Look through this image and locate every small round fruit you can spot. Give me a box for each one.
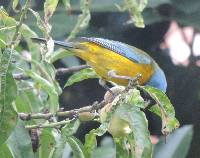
[100,103,131,138]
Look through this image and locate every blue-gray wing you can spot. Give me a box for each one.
[79,37,152,64]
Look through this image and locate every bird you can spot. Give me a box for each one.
[31,37,167,92]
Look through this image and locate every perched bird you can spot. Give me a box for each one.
[32,37,167,92]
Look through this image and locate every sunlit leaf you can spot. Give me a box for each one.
[141,86,180,134]
[119,0,147,28]
[0,48,17,145]
[44,0,59,22]
[64,68,98,87]
[12,0,19,11]
[7,120,34,158]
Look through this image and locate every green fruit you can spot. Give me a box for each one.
[79,112,96,121]
[100,103,131,138]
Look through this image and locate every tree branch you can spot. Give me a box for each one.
[19,100,106,121]
[14,64,90,80]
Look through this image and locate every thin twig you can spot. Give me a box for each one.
[56,64,90,76]
[13,64,90,80]
[19,100,106,121]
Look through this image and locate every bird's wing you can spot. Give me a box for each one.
[78,37,152,65]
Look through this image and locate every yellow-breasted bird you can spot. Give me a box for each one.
[32,37,167,92]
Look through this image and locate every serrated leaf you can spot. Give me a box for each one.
[44,0,59,22]
[39,128,56,158]
[7,119,34,158]
[141,86,179,134]
[64,68,98,87]
[118,104,152,158]
[153,125,193,158]
[0,48,17,145]
[66,136,85,158]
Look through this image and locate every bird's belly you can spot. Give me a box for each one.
[76,43,154,86]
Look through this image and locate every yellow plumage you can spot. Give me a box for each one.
[74,42,154,85]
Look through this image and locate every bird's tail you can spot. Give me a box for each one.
[31,37,75,49]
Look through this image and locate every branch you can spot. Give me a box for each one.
[19,100,106,121]
[55,64,90,76]
[25,119,73,129]
[14,64,90,80]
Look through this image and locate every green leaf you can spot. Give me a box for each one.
[114,138,129,158]
[141,86,180,134]
[39,128,56,158]
[61,119,80,137]
[62,0,71,12]
[64,68,98,87]
[83,129,97,158]
[12,0,19,11]
[0,143,13,158]
[47,48,74,63]
[123,0,147,28]
[153,125,193,158]
[24,70,59,112]
[92,146,115,158]
[44,0,59,22]
[67,0,91,40]
[118,104,152,158]
[7,119,35,158]
[66,136,85,158]
[0,48,17,145]
[126,88,146,109]
[15,86,44,113]
[0,9,16,48]
[29,8,50,36]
